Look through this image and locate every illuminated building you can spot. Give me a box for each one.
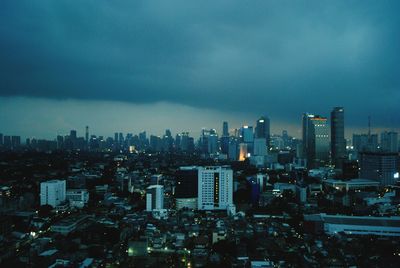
[198,166,233,210]
[302,113,329,168]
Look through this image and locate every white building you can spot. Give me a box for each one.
[40,180,66,208]
[66,189,89,208]
[305,213,400,237]
[198,166,233,210]
[146,185,164,211]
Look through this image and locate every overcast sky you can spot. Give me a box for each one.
[0,1,399,139]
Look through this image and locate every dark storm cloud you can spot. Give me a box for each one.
[0,0,399,127]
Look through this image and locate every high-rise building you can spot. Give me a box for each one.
[228,137,239,160]
[381,131,398,153]
[353,133,379,153]
[70,130,77,140]
[175,167,199,210]
[241,126,254,143]
[331,107,346,168]
[11,136,21,149]
[359,152,399,186]
[208,132,219,154]
[255,116,270,148]
[198,166,233,210]
[222,121,229,137]
[85,126,89,144]
[0,133,3,146]
[146,185,164,211]
[3,136,11,149]
[253,138,267,156]
[302,113,329,168]
[114,132,119,144]
[40,180,66,208]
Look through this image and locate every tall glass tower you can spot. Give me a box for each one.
[331,107,346,168]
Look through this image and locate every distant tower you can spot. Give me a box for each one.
[302,113,329,168]
[255,116,270,148]
[331,107,346,169]
[223,121,229,137]
[85,126,89,143]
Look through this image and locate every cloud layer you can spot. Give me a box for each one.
[0,1,399,132]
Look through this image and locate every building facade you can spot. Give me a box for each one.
[198,166,233,210]
[40,180,66,208]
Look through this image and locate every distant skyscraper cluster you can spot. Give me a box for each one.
[1,106,399,187]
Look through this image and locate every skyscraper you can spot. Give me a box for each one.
[359,152,399,186]
[331,107,346,168]
[241,126,254,143]
[146,185,164,211]
[222,121,229,137]
[175,166,199,210]
[381,131,398,153]
[40,180,66,208]
[302,113,329,168]
[85,126,89,144]
[255,116,270,148]
[198,166,233,210]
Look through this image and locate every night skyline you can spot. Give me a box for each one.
[1,1,399,138]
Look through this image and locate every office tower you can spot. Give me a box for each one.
[85,126,89,144]
[178,132,190,151]
[228,137,239,160]
[359,152,399,186]
[119,132,124,144]
[114,132,119,144]
[150,135,162,151]
[175,134,181,150]
[241,126,254,143]
[331,107,346,168]
[223,121,229,137]
[220,136,230,154]
[175,167,199,210]
[11,136,21,149]
[208,132,219,154]
[255,116,271,148]
[3,136,11,149]
[70,130,77,140]
[200,128,217,154]
[57,135,64,149]
[40,180,66,207]
[302,113,329,168]
[353,134,378,152]
[0,133,3,146]
[381,131,398,153]
[198,166,233,210]
[139,131,148,149]
[146,185,164,211]
[282,130,289,148]
[253,138,267,156]
[163,129,173,151]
